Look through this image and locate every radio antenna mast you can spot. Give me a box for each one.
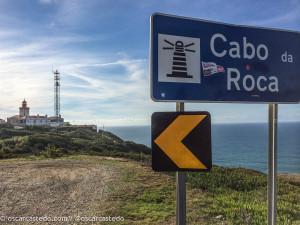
[53,69,60,119]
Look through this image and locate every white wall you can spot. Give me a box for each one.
[26,118,49,126]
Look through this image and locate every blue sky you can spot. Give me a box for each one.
[0,0,299,126]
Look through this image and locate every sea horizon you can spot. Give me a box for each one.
[104,120,300,127]
[105,122,300,174]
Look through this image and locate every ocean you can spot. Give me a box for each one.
[106,122,300,174]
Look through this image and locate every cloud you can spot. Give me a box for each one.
[0,27,152,126]
[0,0,299,126]
[38,0,57,5]
[240,0,300,28]
[0,27,299,126]
[245,9,300,27]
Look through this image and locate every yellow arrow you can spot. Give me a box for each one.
[154,115,207,169]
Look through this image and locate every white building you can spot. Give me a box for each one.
[48,116,64,127]
[7,99,64,127]
[26,115,49,126]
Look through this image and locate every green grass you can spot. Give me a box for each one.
[81,156,299,225]
[186,167,300,224]
[100,162,300,225]
[97,159,176,225]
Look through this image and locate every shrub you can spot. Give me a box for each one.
[40,145,66,158]
[188,166,267,192]
[0,126,151,161]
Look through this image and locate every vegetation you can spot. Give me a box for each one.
[0,125,150,161]
[186,167,300,224]
[0,125,299,224]
[90,156,300,225]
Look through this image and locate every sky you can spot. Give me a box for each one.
[0,0,299,126]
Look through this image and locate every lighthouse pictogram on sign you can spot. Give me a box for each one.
[158,34,201,83]
[163,40,195,78]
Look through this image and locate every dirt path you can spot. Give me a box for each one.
[0,157,122,225]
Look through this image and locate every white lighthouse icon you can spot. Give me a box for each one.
[158,34,201,83]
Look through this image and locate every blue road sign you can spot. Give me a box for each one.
[150,13,300,103]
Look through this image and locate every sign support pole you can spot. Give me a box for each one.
[176,102,186,225]
[268,103,278,225]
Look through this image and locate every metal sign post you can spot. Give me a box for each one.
[176,102,186,225]
[268,104,278,225]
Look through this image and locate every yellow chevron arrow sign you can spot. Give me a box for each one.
[152,112,211,171]
[155,115,208,169]
[154,115,207,169]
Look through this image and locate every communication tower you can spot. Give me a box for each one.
[53,70,60,119]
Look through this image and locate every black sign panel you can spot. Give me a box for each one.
[152,112,212,171]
